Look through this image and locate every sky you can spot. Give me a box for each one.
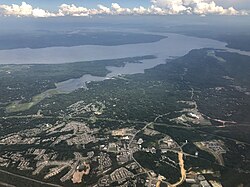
[0,0,250,17]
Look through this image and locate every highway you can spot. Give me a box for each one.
[0,169,62,187]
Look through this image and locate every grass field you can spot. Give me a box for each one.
[6,89,60,113]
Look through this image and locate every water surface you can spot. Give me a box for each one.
[1,32,250,93]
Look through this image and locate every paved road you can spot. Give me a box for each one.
[0,169,62,187]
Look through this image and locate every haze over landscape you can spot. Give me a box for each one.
[0,1,250,187]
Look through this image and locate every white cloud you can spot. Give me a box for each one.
[151,0,188,14]
[32,8,55,17]
[192,1,237,15]
[151,0,244,15]
[111,3,131,15]
[0,2,55,17]
[0,2,32,17]
[58,4,91,17]
[0,1,248,17]
[97,4,111,14]
[111,3,121,10]
[133,6,148,15]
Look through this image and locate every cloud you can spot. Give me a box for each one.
[58,4,91,16]
[151,0,246,15]
[0,1,248,17]
[0,2,56,17]
[111,3,132,15]
[0,2,32,17]
[192,1,237,15]
[151,0,188,14]
[97,4,111,14]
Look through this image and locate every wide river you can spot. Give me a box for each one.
[1,32,250,93]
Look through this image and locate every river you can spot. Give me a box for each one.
[1,32,250,93]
